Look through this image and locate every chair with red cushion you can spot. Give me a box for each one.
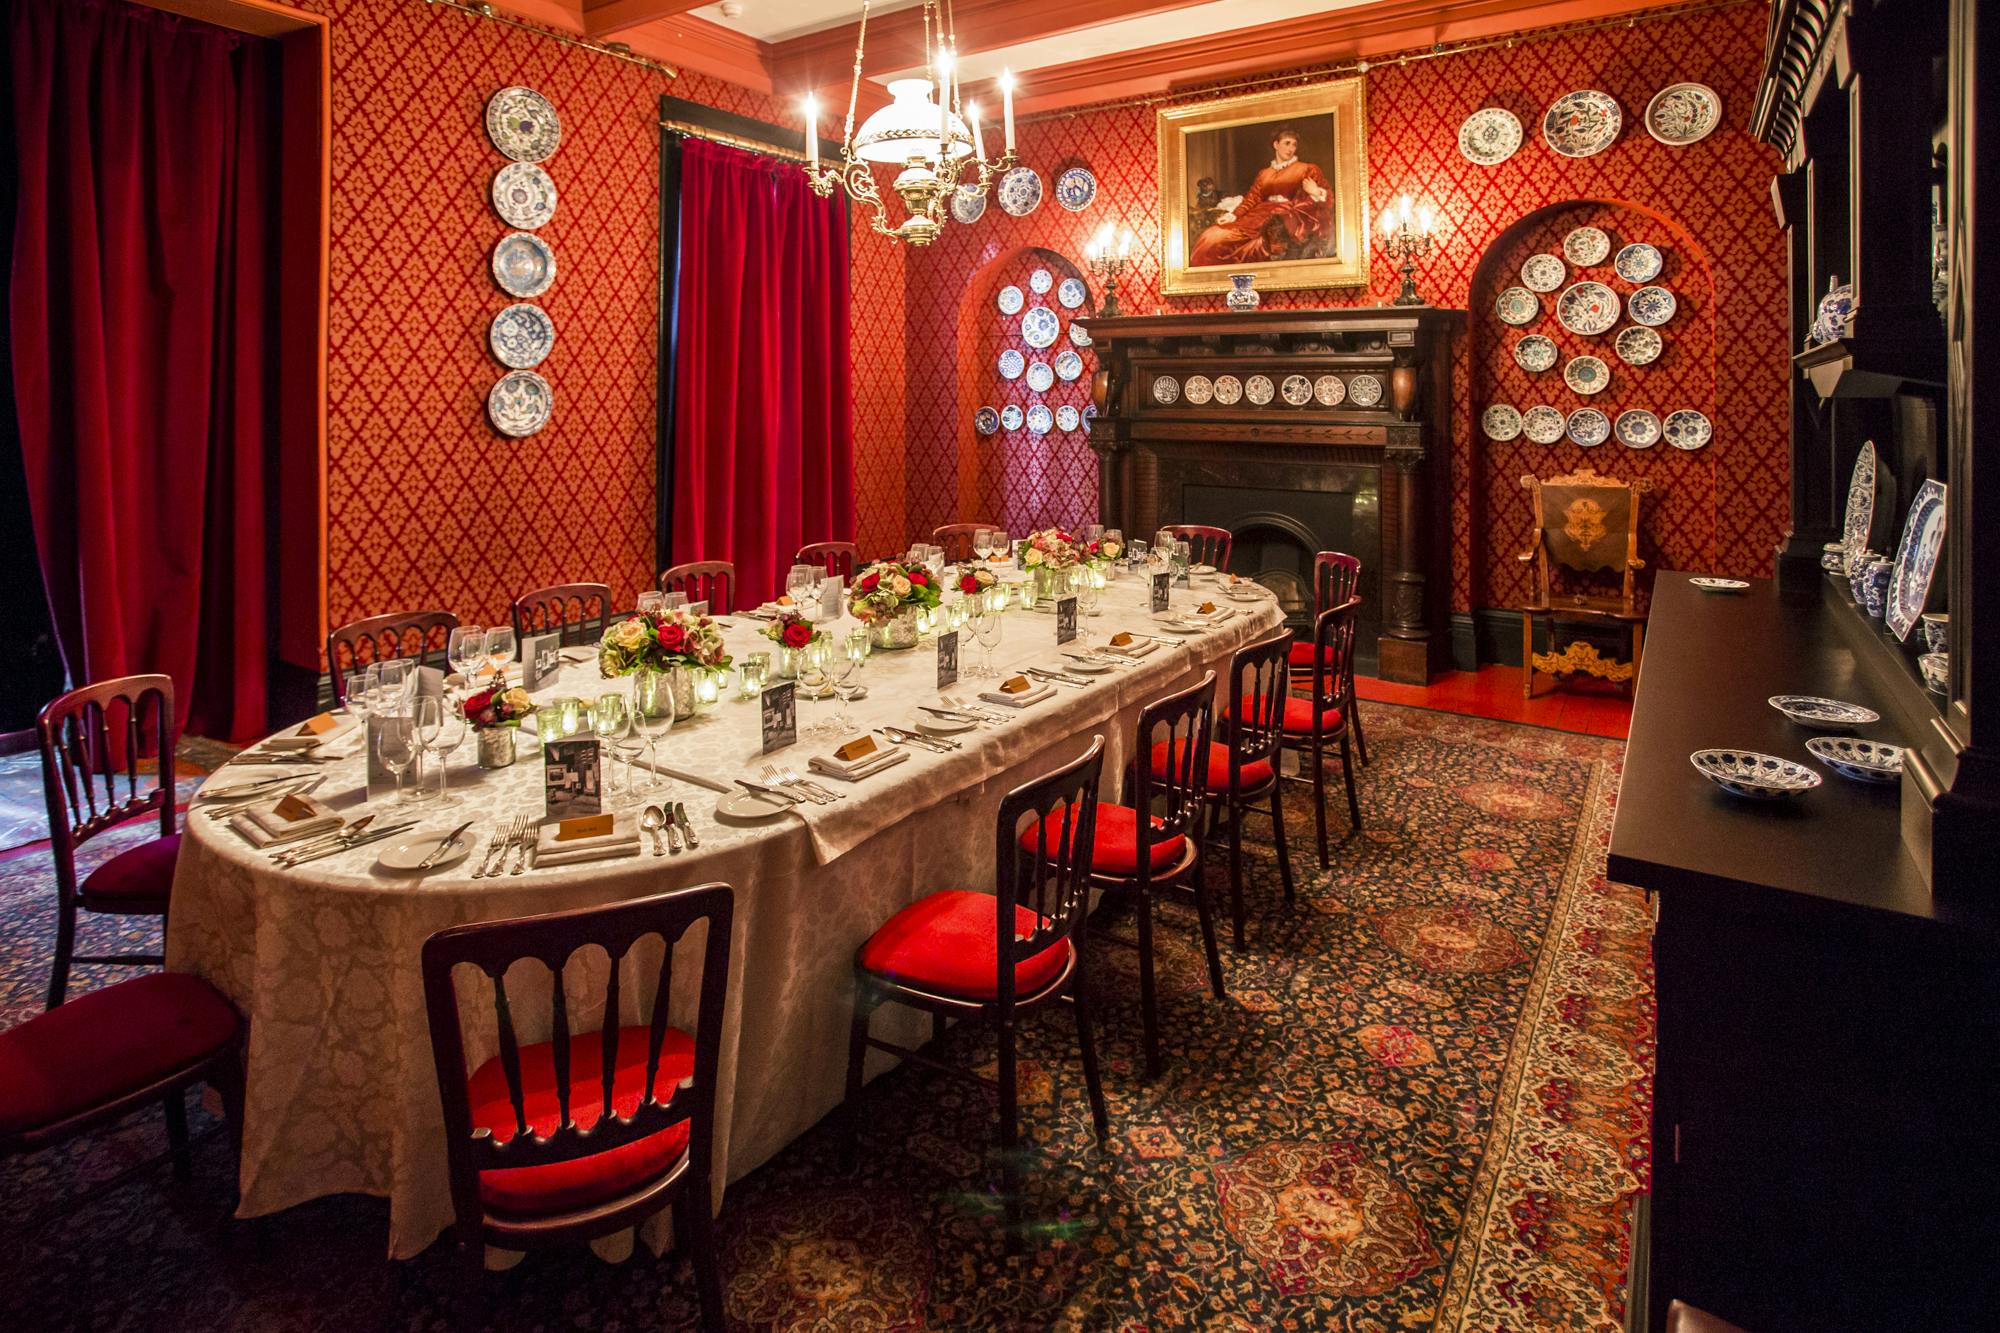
[1285,597,1364,865]
[38,675,183,1008]
[795,541,859,582]
[1022,674,1223,1079]
[847,737,1109,1244]
[660,560,736,616]
[326,610,460,705]
[512,582,614,650]
[0,971,244,1180]
[930,522,999,564]
[1288,551,1368,766]
[1161,524,1233,573]
[1154,633,1296,948]
[421,885,733,1328]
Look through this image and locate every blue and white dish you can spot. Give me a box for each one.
[1068,321,1092,347]
[489,303,554,369]
[1886,477,1946,642]
[1614,242,1663,283]
[1629,285,1678,326]
[951,184,987,225]
[997,167,1043,217]
[1458,107,1524,165]
[1152,375,1181,405]
[1029,267,1054,295]
[1563,355,1611,395]
[1055,166,1097,211]
[997,284,1025,315]
[492,231,556,298]
[491,162,557,229]
[1496,287,1539,325]
[1000,404,1025,431]
[1563,226,1613,267]
[1026,359,1055,392]
[1482,405,1523,441]
[1521,254,1566,292]
[1615,409,1660,448]
[1768,695,1880,729]
[1615,325,1663,366]
[1183,375,1214,405]
[487,370,552,437]
[1662,409,1712,450]
[1522,405,1566,443]
[485,86,562,163]
[1055,278,1088,311]
[998,348,1025,379]
[1690,748,1822,799]
[1026,403,1053,435]
[1805,736,1904,784]
[1812,279,1855,344]
[1566,407,1610,447]
[1347,374,1383,407]
[1689,577,1749,593]
[1557,281,1620,335]
[1081,404,1097,435]
[1515,334,1559,373]
[1842,441,1877,574]
[1921,612,1949,654]
[1919,652,1948,693]
[1055,404,1081,432]
[1054,349,1084,381]
[1020,305,1061,349]
[974,406,1000,436]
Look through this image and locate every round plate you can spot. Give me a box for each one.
[1646,82,1723,146]
[1000,404,1024,430]
[1155,619,1202,635]
[488,370,552,437]
[1020,306,1060,349]
[1026,403,1053,435]
[997,284,1025,315]
[1054,349,1084,381]
[1458,107,1524,165]
[1055,404,1080,431]
[1029,267,1054,295]
[1566,407,1610,447]
[1245,374,1275,406]
[998,348,1024,379]
[1614,242,1663,283]
[1068,321,1092,348]
[377,831,472,872]
[997,167,1043,216]
[1348,374,1384,407]
[485,86,561,163]
[1213,375,1243,405]
[1629,285,1678,326]
[1058,654,1115,672]
[1055,166,1097,211]
[717,789,791,820]
[489,303,554,369]
[1081,404,1097,435]
[918,712,978,735]
[492,162,557,229]
[492,232,556,298]
[1521,254,1567,292]
[1281,374,1312,406]
[1805,735,1904,783]
[1663,409,1712,451]
[1557,281,1621,336]
[950,184,987,225]
[1615,408,1660,448]
[1689,577,1749,593]
[1057,277,1087,309]
[1563,227,1613,267]
[1515,334,1559,373]
[1563,355,1611,396]
[1615,325,1663,366]
[1483,404,1523,441]
[1026,360,1055,392]
[1314,374,1346,406]
[1522,405,1566,443]
[1496,287,1540,325]
[1768,694,1881,729]
[1183,374,1214,405]
[1152,375,1181,405]
[1690,748,1822,799]
[975,406,1000,436]
[1543,90,1622,158]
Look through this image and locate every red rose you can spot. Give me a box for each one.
[781,622,813,648]
[959,573,980,595]
[858,573,880,592]
[658,623,688,653]
[909,570,928,587]
[464,688,494,714]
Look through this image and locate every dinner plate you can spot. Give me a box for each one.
[1213,375,1242,405]
[485,86,561,163]
[491,162,557,229]
[1055,404,1080,431]
[1646,82,1723,146]
[1768,694,1880,729]
[1615,409,1660,448]
[1026,360,1055,392]
[1000,404,1024,431]
[1054,349,1084,381]
[1514,334,1559,373]
[1521,254,1566,292]
[1483,404,1523,441]
[1522,405,1566,443]
[997,284,1025,315]
[1557,281,1620,335]
[1563,226,1613,267]
[1662,409,1712,451]
[1614,242,1663,283]
[1458,107,1524,165]
[1566,407,1610,447]
[997,167,1043,216]
[1245,374,1275,405]
[1563,355,1611,395]
[974,406,1000,436]
[1021,306,1061,348]
[488,370,552,437]
[1348,374,1383,407]
[917,712,978,734]
[998,348,1025,379]
[1615,325,1663,366]
[716,789,791,821]
[1057,277,1088,309]
[1183,374,1214,405]
[1314,374,1346,406]
[1543,90,1622,158]
[377,832,472,872]
[1055,166,1097,211]
[1690,748,1821,800]
[492,231,556,298]
[1029,267,1054,295]
[1026,403,1053,435]
[1281,374,1312,406]
[1628,285,1678,326]
[1496,286,1539,325]
[489,303,553,369]
[1152,375,1181,405]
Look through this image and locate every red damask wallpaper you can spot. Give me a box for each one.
[893,0,1788,613]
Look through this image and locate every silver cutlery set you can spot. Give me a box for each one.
[639,802,699,856]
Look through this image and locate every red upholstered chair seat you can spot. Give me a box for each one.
[857,889,1073,1001]
[466,1025,696,1216]
[1287,641,1336,670]
[0,972,238,1136]
[1148,739,1274,792]
[79,832,180,904]
[1019,802,1188,877]
[1225,695,1344,735]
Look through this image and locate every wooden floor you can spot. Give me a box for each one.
[1357,663,1633,740]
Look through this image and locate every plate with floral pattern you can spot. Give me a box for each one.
[998,348,1025,379]
[1001,404,1025,431]
[1645,82,1722,146]
[951,184,987,224]
[1348,374,1384,407]
[1245,374,1275,406]
[1615,325,1663,365]
[1496,286,1540,325]
[1026,360,1055,392]
[997,167,1042,216]
[975,406,1000,436]
[1213,375,1243,405]
[1663,409,1712,450]
[1068,321,1092,347]
[1056,404,1081,431]
[1886,477,1946,642]
[492,231,556,298]
[1281,374,1312,406]
[1542,90,1622,157]
[492,162,557,229]
[1314,374,1346,406]
[1026,404,1053,435]
[1557,281,1620,336]
[1183,374,1214,405]
[1563,226,1613,267]
[489,303,554,369]
[1483,404,1523,441]
[1021,306,1061,348]
[997,284,1024,315]
[1563,354,1611,395]
[488,370,552,437]
[1152,375,1181,405]
[1615,409,1661,448]
[1842,441,1877,572]
[1055,166,1097,211]
[1057,277,1087,310]
[1629,285,1678,326]
[1458,107,1524,165]
[485,87,561,163]
[1522,405,1566,443]
[1082,404,1097,434]
[1054,349,1084,382]
[1029,268,1054,295]
[1521,254,1566,292]
[1514,334,1559,373]
[1566,407,1611,447]
[1614,242,1663,283]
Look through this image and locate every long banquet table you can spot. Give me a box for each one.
[167,573,1284,1258]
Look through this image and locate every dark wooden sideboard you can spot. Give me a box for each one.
[1080,307,1463,684]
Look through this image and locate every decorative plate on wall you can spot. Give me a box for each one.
[1183,374,1214,405]
[489,303,554,369]
[1629,285,1678,326]
[1152,375,1181,405]
[998,348,1025,379]
[1514,335,1559,373]
[1521,254,1567,292]
[1026,403,1053,435]
[1557,281,1621,335]
[997,167,1043,216]
[1842,440,1878,571]
[1662,408,1713,450]
[1615,409,1661,448]
[1029,267,1054,295]
[1496,287,1540,325]
[1020,306,1061,348]
[1646,82,1723,146]
[492,163,557,229]
[1886,478,1947,641]
[1082,404,1097,434]
[488,370,552,437]
[485,87,561,163]
[1615,324,1663,365]
[1563,226,1613,267]
[492,231,556,298]
[950,184,987,224]
[1314,374,1346,406]
[1245,374,1276,405]
[997,284,1024,315]
[1057,277,1088,309]
[1056,404,1081,431]
[1054,349,1084,381]
[1458,107,1524,165]
[1281,374,1312,406]
[1001,404,1025,430]
[1213,375,1243,405]
[975,406,1000,435]
[1563,355,1611,396]
[1026,360,1055,392]
[1055,167,1097,211]
[1068,321,1092,347]
[1542,90,1622,157]
[1614,242,1664,283]
[1566,407,1611,446]
[1483,404,1523,440]
[1348,374,1384,407]
[1522,405,1566,443]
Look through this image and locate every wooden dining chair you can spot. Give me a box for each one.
[1022,674,1223,1079]
[38,675,181,1008]
[931,522,998,563]
[846,737,1109,1246]
[511,582,613,649]
[794,541,859,582]
[327,610,460,704]
[1162,524,1233,573]
[421,884,734,1329]
[1281,597,1364,865]
[659,561,736,615]
[1291,551,1368,766]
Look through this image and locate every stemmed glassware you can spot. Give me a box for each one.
[992,529,1012,566]
[972,528,994,563]
[630,671,677,790]
[375,698,418,804]
[824,629,867,733]
[482,627,516,686]
[636,590,665,616]
[409,695,445,803]
[376,659,412,711]
[786,565,815,606]
[447,625,484,687]
[1080,568,1103,618]
[429,695,468,805]
[593,693,632,800]
[343,670,372,717]
[973,589,1005,675]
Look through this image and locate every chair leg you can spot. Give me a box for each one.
[997,1017,1021,1251]
[163,1087,192,1183]
[674,1186,727,1333]
[844,989,874,1109]
[1310,736,1329,868]
[1351,696,1370,767]
[1226,803,1246,950]
[1190,870,1227,1000]
[1522,613,1535,698]
[1270,782,1296,907]
[1070,989,1110,1143]
[46,899,76,1010]
[1341,733,1362,831]
[1135,892,1161,1081]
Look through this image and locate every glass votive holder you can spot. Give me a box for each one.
[693,669,721,711]
[537,696,582,743]
[738,653,770,698]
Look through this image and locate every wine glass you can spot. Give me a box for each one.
[993,530,1011,565]
[593,693,631,800]
[826,630,866,733]
[972,528,994,563]
[1080,568,1103,619]
[343,671,372,716]
[975,590,1006,675]
[377,659,412,711]
[447,625,484,687]
[409,695,444,803]
[375,706,419,804]
[630,671,677,790]
[636,590,665,616]
[429,695,469,805]
[1082,523,1104,546]
[483,627,516,684]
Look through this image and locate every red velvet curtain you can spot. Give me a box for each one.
[672,138,854,605]
[10,0,274,739]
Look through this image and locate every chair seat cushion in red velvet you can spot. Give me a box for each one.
[1148,739,1274,792]
[1018,803,1187,877]
[79,832,179,905]
[857,889,1072,1001]
[1226,695,1345,736]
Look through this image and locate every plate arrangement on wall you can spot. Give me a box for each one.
[486,87,562,163]
[1542,90,1622,158]
[488,370,552,437]
[487,88,559,438]
[1521,254,1566,292]
[492,232,555,298]
[1615,325,1663,365]
[490,303,554,369]
[1459,108,1523,165]
[1055,167,1097,211]
[1662,409,1713,450]
[1645,83,1723,146]
[1522,405,1566,443]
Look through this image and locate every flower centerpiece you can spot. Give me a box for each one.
[1084,534,1123,567]
[461,685,535,768]
[1025,528,1085,600]
[852,559,941,649]
[598,607,732,717]
[761,608,823,677]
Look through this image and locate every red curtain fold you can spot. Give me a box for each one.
[9,0,274,740]
[672,138,855,606]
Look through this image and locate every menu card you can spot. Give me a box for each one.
[936,630,959,688]
[521,632,562,691]
[1056,596,1078,645]
[544,736,602,820]
[1151,571,1172,613]
[762,680,798,753]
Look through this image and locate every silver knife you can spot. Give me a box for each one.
[416,820,476,871]
[1026,667,1088,688]
[269,813,377,862]
[673,801,699,850]
[281,823,420,867]
[736,778,801,805]
[665,810,684,854]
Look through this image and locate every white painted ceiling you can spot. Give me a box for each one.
[688,0,927,45]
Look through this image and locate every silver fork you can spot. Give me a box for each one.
[474,816,522,879]
[781,762,846,802]
[510,816,537,874]
[763,762,833,804]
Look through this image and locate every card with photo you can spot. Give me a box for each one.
[1151,571,1172,613]
[937,630,959,688]
[543,736,602,820]
[762,680,798,753]
[521,632,563,691]
[1056,596,1079,645]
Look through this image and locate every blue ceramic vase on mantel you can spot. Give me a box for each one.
[1226,273,1261,312]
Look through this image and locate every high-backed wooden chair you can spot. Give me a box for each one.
[38,675,179,1007]
[421,885,733,1329]
[327,610,460,703]
[1517,468,1652,698]
[512,582,613,649]
[795,541,858,582]
[1280,597,1364,865]
[1162,524,1233,572]
[931,522,998,563]
[1290,551,1368,766]
[659,561,735,615]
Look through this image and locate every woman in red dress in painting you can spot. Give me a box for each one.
[1189,125,1333,266]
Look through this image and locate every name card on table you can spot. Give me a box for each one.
[819,576,844,621]
[936,630,959,688]
[543,736,602,821]
[1056,596,1079,645]
[521,633,563,691]
[761,681,798,753]
[1151,572,1172,613]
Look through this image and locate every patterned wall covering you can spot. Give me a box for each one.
[893,0,1788,612]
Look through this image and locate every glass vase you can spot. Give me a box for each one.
[475,727,515,769]
[869,605,923,650]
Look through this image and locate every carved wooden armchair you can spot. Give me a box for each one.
[1517,468,1652,698]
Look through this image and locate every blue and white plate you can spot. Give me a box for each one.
[1055,166,1097,211]
[1029,267,1054,295]
[1068,321,1092,347]
[997,167,1043,217]
[1026,403,1053,435]
[1020,305,1061,349]
[1496,287,1539,325]
[1522,405,1566,443]
[1000,404,1025,431]
[1691,748,1821,799]
[1615,409,1660,448]
[1842,441,1877,573]
[1458,107,1524,165]
[1054,349,1084,381]
[1886,477,1946,642]
[1557,281,1620,336]
[1805,736,1904,784]
[492,162,557,229]
[998,348,1025,379]
[1768,695,1879,729]
[492,232,556,298]
[1543,91,1622,158]
[1057,277,1088,310]
[1026,360,1055,392]
[1521,254,1566,292]
[1566,407,1610,447]
[1081,404,1097,435]
[997,284,1025,315]
[1614,242,1663,283]
[1615,325,1662,366]
[1690,577,1749,593]
[1629,285,1678,326]
[974,406,1000,436]
[1347,374,1383,408]
[1055,404,1081,431]
[1563,226,1613,267]
[485,87,562,163]
[1514,334,1559,373]
[1662,409,1712,451]
[951,184,987,225]
[487,370,552,437]
[1563,355,1610,396]
[489,303,554,369]
[1482,405,1523,441]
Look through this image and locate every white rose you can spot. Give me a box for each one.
[1025,547,1044,567]
[612,619,648,650]
[890,575,912,597]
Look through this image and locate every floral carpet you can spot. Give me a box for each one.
[0,704,1650,1332]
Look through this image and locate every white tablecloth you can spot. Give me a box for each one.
[166,575,1283,1258]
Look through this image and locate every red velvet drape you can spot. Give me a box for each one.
[9,0,274,739]
[672,139,855,605]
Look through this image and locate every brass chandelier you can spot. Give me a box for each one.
[801,0,1019,246]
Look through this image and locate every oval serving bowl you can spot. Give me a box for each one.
[1767,694,1881,729]
[1804,736,1905,784]
[1691,748,1823,800]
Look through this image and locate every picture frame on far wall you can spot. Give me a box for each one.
[1157,78,1369,296]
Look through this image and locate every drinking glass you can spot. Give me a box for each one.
[972,528,994,562]
[409,695,444,803]
[447,625,484,686]
[1082,523,1104,545]
[636,590,665,616]
[1081,569,1103,618]
[993,530,1012,565]
[430,695,469,805]
[377,660,412,710]
[593,693,631,800]
[375,708,419,804]
[975,590,1006,674]
[828,629,868,732]
[343,671,372,716]
[630,672,677,790]
[483,627,516,683]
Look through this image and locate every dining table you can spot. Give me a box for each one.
[166,569,1286,1259]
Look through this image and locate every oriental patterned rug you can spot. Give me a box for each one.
[0,704,1650,1332]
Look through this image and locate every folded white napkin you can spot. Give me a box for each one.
[262,714,360,752]
[227,796,343,848]
[535,814,644,868]
[808,746,911,782]
[198,773,311,803]
[1103,638,1160,658]
[1182,607,1237,625]
[978,683,1058,708]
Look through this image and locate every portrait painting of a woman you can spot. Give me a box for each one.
[1188,124,1333,266]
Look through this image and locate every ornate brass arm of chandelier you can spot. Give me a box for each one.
[800,0,1018,247]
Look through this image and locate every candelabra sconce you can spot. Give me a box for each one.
[1085,223,1137,318]
[1374,195,1437,307]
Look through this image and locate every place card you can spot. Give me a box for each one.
[1001,674,1032,694]
[272,792,318,822]
[554,813,614,842]
[762,680,798,753]
[936,630,959,688]
[299,712,337,737]
[835,735,878,762]
[1056,595,1079,645]
[521,632,563,691]
[544,736,602,821]
[1151,571,1171,613]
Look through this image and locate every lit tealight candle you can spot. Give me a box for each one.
[694,672,720,708]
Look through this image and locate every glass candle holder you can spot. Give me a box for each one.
[537,696,583,743]
[738,652,770,698]
[693,669,721,711]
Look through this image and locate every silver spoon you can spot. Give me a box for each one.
[640,804,669,857]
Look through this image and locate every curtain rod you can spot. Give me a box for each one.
[1019,0,1750,126]
[421,0,679,79]
[660,119,807,163]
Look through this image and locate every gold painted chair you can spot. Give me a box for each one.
[1516,467,1651,698]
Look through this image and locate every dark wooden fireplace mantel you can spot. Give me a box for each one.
[1081,305,1464,683]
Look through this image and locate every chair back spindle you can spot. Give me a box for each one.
[995,737,1105,1005]
[512,583,614,649]
[659,561,735,615]
[1310,552,1361,620]
[1131,672,1215,846]
[1226,633,1294,780]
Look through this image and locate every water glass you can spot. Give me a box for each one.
[343,671,372,715]
[973,528,994,562]
[375,712,419,804]
[430,696,468,805]
[630,674,677,790]
[447,625,485,685]
[593,694,631,798]
[636,591,665,616]
[482,627,516,682]
[408,695,444,803]
[377,659,413,709]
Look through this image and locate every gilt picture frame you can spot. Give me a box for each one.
[1157,78,1369,295]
